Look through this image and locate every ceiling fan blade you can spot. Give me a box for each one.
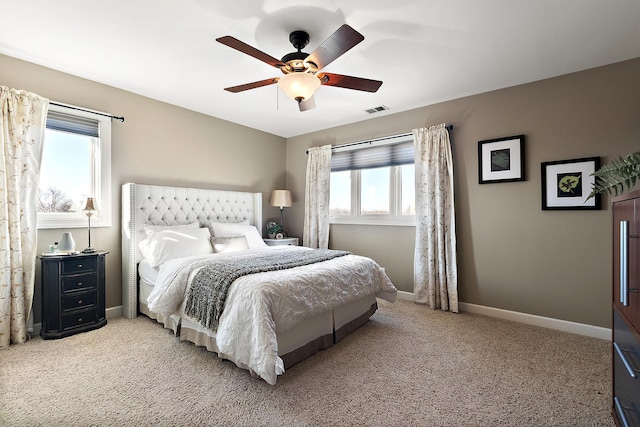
[298,96,316,112]
[216,36,286,69]
[318,73,382,92]
[224,78,278,93]
[305,24,364,71]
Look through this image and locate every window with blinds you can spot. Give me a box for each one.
[38,104,112,229]
[328,134,416,226]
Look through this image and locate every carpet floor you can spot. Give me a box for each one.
[0,299,613,426]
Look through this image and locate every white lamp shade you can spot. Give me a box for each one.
[270,190,292,208]
[277,73,321,101]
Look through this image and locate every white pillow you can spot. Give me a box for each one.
[211,236,249,253]
[144,221,199,237]
[210,222,267,249]
[138,228,213,267]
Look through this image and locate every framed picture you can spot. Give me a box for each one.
[541,157,601,210]
[478,135,525,184]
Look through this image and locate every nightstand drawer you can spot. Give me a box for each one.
[62,290,96,311]
[62,309,98,330]
[62,274,97,293]
[61,257,97,275]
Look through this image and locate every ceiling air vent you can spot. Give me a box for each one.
[365,105,389,114]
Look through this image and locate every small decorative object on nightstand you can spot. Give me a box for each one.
[265,221,283,239]
[40,251,108,339]
[263,237,299,247]
[57,232,75,252]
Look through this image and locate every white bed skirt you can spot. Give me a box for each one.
[139,275,377,369]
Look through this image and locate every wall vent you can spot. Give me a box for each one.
[364,105,389,114]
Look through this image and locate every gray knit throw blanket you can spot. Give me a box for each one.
[185,248,350,333]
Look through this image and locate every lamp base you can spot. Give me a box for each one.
[280,207,284,230]
[82,247,96,253]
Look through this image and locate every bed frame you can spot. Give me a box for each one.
[121,183,377,369]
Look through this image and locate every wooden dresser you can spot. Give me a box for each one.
[612,189,640,425]
[40,251,108,339]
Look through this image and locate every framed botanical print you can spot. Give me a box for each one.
[541,157,601,210]
[478,135,525,184]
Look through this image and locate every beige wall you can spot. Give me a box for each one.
[286,58,640,328]
[3,52,639,329]
[0,54,287,322]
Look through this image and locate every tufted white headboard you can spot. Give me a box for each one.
[121,183,262,318]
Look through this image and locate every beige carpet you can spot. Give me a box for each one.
[1,299,613,426]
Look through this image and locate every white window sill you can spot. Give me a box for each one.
[330,216,416,227]
[37,217,111,230]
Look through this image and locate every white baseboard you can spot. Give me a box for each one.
[393,291,611,341]
[106,305,122,319]
[396,290,415,301]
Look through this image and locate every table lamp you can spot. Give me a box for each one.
[82,197,97,253]
[269,190,292,230]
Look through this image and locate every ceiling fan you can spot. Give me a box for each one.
[216,24,382,112]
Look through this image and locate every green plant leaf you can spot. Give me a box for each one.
[266,221,282,233]
[588,151,640,199]
[558,175,581,193]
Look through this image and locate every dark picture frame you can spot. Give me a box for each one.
[478,135,525,184]
[541,157,601,210]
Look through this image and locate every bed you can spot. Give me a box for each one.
[121,183,397,384]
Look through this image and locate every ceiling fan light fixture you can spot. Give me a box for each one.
[277,72,321,102]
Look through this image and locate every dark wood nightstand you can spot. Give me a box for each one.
[40,251,108,339]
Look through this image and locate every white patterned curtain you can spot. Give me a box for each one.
[413,124,458,312]
[303,144,332,249]
[0,87,49,347]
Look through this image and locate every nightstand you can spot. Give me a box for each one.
[40,251,108,339]
[263,237,299,247]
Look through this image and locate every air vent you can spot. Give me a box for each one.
[365,105,389,114]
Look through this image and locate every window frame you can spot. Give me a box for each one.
[329,134,416,227]
[37,103,112,229]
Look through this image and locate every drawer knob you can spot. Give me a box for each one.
[77,282,83,287]
[78,300,83,304]
[78,318,83,323]
[77,264,83,268]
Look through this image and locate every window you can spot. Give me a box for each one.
[329,134,415,226]
[37,104,111,229]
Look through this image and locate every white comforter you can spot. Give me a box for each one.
[146,246,397,385]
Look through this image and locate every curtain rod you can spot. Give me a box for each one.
[306,124,453,154]
[50,101,125,122]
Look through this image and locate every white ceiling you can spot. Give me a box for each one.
[1,1,639,138]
